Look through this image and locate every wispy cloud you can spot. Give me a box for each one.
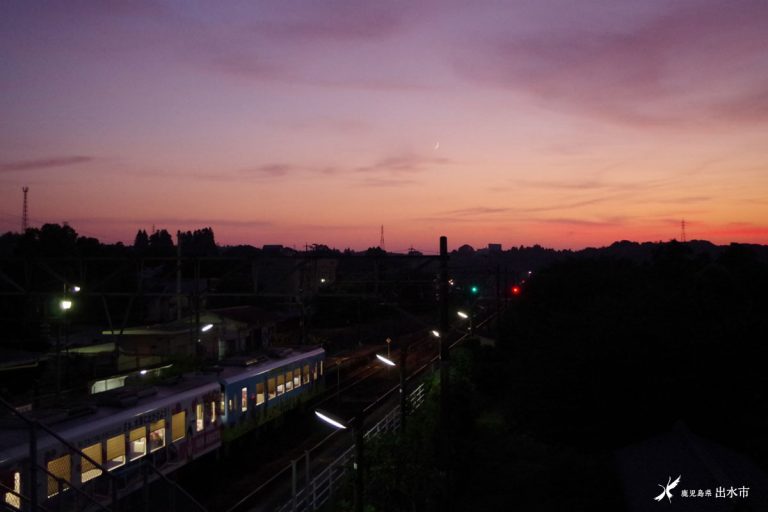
[68,215,273,229]
[190,2,428,91]
[531,217,628,228]
[240,164,297,178]
[355,154,451,175]
[456,1,768,127]
[355,177,419,188]
[441,207,511,216]
[0,156,94,172]
[250,2,409,43]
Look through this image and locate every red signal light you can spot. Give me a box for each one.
[511,286,521,296]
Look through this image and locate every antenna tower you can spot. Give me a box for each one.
[379,225,385,250]
[21,186,29,232]
[680,219,687,243]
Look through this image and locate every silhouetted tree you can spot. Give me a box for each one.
[147,229,174,256]
[366,246,386,257]
[133,229,149,253]
[178,227,217,256]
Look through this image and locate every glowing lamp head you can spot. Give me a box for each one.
[376,354,396,367]
[457,311,469,319]
[201,323,214,332]
[431,330,441,338]
[315,410,347,430]
[60,299,73,311]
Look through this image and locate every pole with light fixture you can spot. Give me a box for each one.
[457,310,472,334]
[375,341,409,432]
[56,295,73,400]
[315,409,365,512]
[198,323,213,359]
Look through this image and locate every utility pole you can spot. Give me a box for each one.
[399,340,408,432]
[439,236,449,422]
[176,231,182,321]
[353,413,365,512]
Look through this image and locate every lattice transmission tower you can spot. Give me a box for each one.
[21,186,29,232]
[379,225,386,250]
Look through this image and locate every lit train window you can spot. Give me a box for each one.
[277,374,285,395]
[294,367,302,388]
[105,434,125,471]
[320,360,324,376]
[228,397,234,412]
[219,397,225,416]
[149,420,166,452]
[129,427,147,461]
[313,363,318,381]
[303,364,310,384]
[286,371,294,392]
[4,471,20,509]
[241,387,248,412]
[256,383,265,405]
[81,443,103,483]
[196,403,204,432]
[268,378,276,399]
[172,411,185,442]
[46,454,70,497]
[211,401,217,424]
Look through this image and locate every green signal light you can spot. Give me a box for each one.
[470,285,479,294]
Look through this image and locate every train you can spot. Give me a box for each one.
[0,346,325,511]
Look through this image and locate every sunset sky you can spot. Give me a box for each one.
[1,1,767,252]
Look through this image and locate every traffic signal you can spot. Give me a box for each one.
[470,285,479,294]
[511,285,521,296]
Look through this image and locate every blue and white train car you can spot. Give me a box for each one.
[1,373,222,511]
[0,346,325,510]
[218,346,325,440]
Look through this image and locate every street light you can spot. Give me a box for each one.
[375,344,409,432]
[431,330,440,338]
[56,297,73,399]
[315,409,365,512]
[314,409,347,430]
[375,354,396,367]
[457,310,472,333]
[201,323,213,332]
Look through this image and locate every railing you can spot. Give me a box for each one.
[275,382,426,512]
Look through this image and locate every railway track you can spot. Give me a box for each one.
[180,314,493,512]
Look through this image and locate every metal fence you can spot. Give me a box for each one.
[276,382,426,512]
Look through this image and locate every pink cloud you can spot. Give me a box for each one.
[457,1,768,127]
[0,156,94,172]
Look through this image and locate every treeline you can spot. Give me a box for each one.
[504,241,768,448]
[351,241,768,511]
[0,224,218,258]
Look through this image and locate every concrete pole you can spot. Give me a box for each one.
[439,236,449,423]
[353,415,365,512]
[399,341,408,432]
